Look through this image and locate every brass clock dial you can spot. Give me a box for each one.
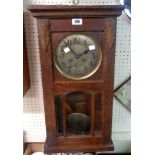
[54,34,102,80]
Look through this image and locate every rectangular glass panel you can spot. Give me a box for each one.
[54,95,63,136]
[66,92,91,136]
[94,94,102,136]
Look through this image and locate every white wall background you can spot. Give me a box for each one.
[23,0,131,153]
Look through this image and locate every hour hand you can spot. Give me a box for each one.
[84,49,90,54]
[77,49,89,57]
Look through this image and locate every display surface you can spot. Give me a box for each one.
[54,34,102,80]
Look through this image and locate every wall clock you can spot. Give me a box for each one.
[54,34,102,80]
[28,5,124,154]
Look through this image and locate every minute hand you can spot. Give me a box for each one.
[63,40,79,58]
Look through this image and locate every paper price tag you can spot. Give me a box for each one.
[88,45,96,50]
[72,18,82,25]
[64,47,70,53]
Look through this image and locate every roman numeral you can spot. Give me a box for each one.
[67,40,72,45]
[74,38,80,44]
[84,40,87,45]
[90,61,93,67]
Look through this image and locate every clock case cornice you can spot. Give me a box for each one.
[27,5,125,18]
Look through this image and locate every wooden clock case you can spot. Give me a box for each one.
[27,5,124,154]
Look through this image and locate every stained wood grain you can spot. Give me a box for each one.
[28,4,124,154]
[23,24,30,96]
[27,5,124,18]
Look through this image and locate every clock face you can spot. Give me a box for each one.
[54,34,102,80]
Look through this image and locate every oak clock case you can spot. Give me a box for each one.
[28,5,124,154]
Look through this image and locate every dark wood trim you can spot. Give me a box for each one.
[62,95,67,137]
[27,5,124,18]
[27,5,125,11]
[25,143,130,154]
[101,18,117,144]
[98,153,131,155]
[49,18,106,32]
[53,82,104,94]
[45,140,113,153]
[91,94,95,136]
[37,19,57,146]
[23,21,30,96]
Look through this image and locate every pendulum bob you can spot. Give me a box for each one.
[66,113,91,135]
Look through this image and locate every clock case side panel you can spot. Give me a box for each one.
[37,19,57,146]
[101,17,117,144]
